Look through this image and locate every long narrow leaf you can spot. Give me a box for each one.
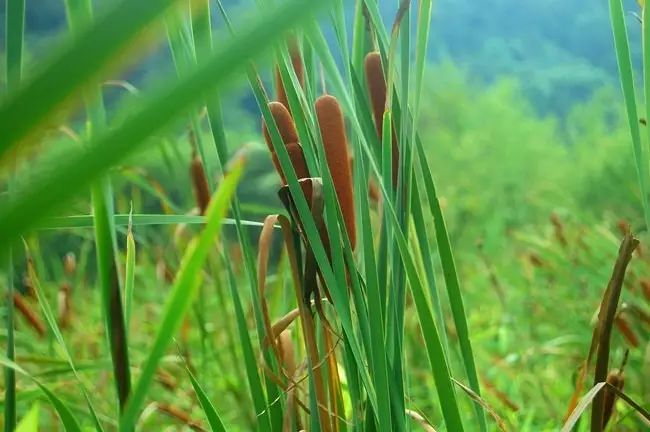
[0,0,184,155]
[119,159,243,429]
[0,0,329,252]
[610,0,650,229]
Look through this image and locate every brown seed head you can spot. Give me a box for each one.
[271,142,310,184]
[364,52,387,139]
[364,52,399,186]
[190,153,211,215]
[617,219,631,235]
[13,293,46,337]
[262,102,299,152]
[603,371,625,428]
[615,316,639,348]
[315,95,356,250]
[275,38,304,113]
[642,279,650,301]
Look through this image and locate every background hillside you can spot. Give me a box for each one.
[0,0,641,115]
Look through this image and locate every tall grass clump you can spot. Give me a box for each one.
[2,0,648,431]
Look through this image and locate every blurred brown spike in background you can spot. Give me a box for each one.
[364,52,386,137]
[614,315,639,348]
[263,101,299,152]
[190,150,211,215]
[58,282,72,330]
[275,37,304,113]
[13,293,46,337]
[63,252,76,276]
[272,142,310,184]
[315,95,356,250]
[364,51,399,187]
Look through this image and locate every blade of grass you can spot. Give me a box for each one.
[3,254,16,432]
[0,0,186,156]
[25,252,104,431]
[182,355,228,432]
[3,0,24,429]
[15,402,39,432]
[562,383,607,432]
[590,233,638,431]
[415,137,484,426]
[198,6,286,427]
[37,215,265,229]
[124,213,136,329]
[308,22,466,429]
[0,358,83,432]
[0,0,329,252]
[119,158,243,430]
[63,0,132,412]
[220,247,273,432]
[610,0,650,230]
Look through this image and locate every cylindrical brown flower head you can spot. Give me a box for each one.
[364,52,386,138]
[13,292,45,337]
[364,51,399,187]
[271,142,310,184]
[603,371,624,428]
[262,102,299,152]
[190,152,211,215]
[315,95,356,250]
[275,38,304,114]
[615,316,639,348]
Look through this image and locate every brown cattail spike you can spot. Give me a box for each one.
[364,51,399,187]
[615,315,639,348]
[315,95,356,250]
[190,151,211,215]
[13,293,46,337]
[271,142,310,184]
[603,371,624,428]
[275,38,304,113]
[262,102,299,152]
[641,279,650,301]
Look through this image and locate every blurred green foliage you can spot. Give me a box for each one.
[1,0,644,114]
[419,63,642,253]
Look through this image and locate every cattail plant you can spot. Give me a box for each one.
[262,101,309,183]
[364,51,399,187]
[614,314,639,348]
[640,279,650,301]
[603,364,626,430]
[314,94,356,250]
[275,37,304,113]
[13,292,46,337]
[189,127,211,216]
